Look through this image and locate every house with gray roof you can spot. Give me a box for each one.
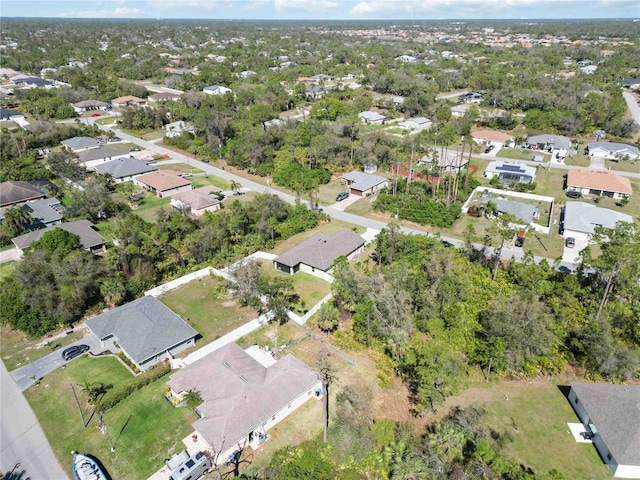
[61,136,101,152]
[87,295,198,372]
[568,383,640,478]
[274,230,364,281]
[526,134,571,153]
[94,157,157,182]
[167,342,321,464]
[78,146,131,170]
[12,219,107,254]
[488,198,539,224]
[0,181,46,207]
[563,202,632,236]
[342,171,389,196]
[203,85,232,95]
[585,142,640,160]
[483,161,536,186]
[358,110,386,124]
[0,198,64,229]
[71,100,109,113]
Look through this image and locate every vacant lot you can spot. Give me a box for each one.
[441,380,610,479]
[24,356,197,480]
[190,174,231,190]
[159,275,258,345]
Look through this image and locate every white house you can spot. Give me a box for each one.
[483,162,536,185]
[398,117,432,132]
[358,111,386,124]
[568,383,640,478]
[566,169,632,200]
[579,65,597,74]
[203,85,232,95]
[562,202,632,252]
[165,121,196,138]
[167,343,321,465]
[585,142,640,161]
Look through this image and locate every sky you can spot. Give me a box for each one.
[1,0,639,20]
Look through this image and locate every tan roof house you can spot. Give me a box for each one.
[111,95,147,107]
[133,170,192,197]
[167,342,321,465]
[472,129,514,146]
[170,186,221,216]
[566,169,632,200]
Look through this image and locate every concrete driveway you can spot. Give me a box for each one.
[0,247,22,264]
[10,335,102,391]
[589,155,607,170]
[329,192,363,212]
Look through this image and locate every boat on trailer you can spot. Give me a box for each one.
[72,452,107,480]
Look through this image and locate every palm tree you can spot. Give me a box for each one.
[230,180,241,195]
[183,389,203,409]
[3,207,32,237]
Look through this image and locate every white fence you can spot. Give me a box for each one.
[144,267,215,297]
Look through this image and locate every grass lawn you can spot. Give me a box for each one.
[345,196,375,216]
[318,178,348,205]
[159,276,258,345]
[441,381,610,479]
[497,147,551,163]
[533,165,566,198]
[267,220,365,256]
[93,220,118,243]
[1,327,85,371]
[0,261,17,282]
[190,175,231,190]
[607,158,640,173]
[257,260,331,312]
[588,179,640,216]
[221,191,259,205]
[131,193,171,223]
[25,356,197,480]
[157,162,202,175]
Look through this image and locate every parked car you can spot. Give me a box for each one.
[199,158,210,163]
[90,113,101,117]
[129,147,140,152]
[565,237,576,248]
[336,191,349,201]
[62,344,90,361]
[566,191,582,199]
[484,145,495,154]
[515,236,525,247]
[108,136,122,142]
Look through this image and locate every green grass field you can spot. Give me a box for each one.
[159,276,258,345]
[0,261,17,282]
[190,174,231,190]
[318,179,348,205]
[24,356,196,480]
[497,147,551,162]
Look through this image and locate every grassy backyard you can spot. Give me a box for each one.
[440,381,610,480]
[24,356,196,480]
[130,192,171,222]
[159,276,258,346]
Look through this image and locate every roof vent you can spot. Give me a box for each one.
[223,362,230,368]
[240,375,248,382]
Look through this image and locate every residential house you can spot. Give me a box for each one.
[526,133,571,158]
[110,95,147,107]
[0,197,63,230]
[585,142,640,161]
[165,121,196,138]
[358,111,386,125]
[450,104,471,117]
[483,162,536,185]
[342,171,389,196]
[579,65,597,74]
[0,181,46,207]
[86,296,198,372]
[395,55,417,63]
[12,219,107,254]
[563,202,632,248]
[134,170,192,198]
[77,146,131,170]
[488,198,539,224]
[273,230,365,281]
[167,342,321,464]
[263,118,286,129]
[61,136,101,152]
[568,383,640,478]
[94,157,157,183]
[472,129,514,147]
[462,92,483,104]
[622,77,640,90]
[417,151,468,173]
[566,169,632,200]
[0,107,25,123]
[71,100,109,114]
[148,92,180,103]
[238,70,257,78]
[398,117,432,132]
[203,85,232,95]
[170,186,221,216]
[12,77,53,88]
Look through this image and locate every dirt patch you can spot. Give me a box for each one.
[221,300,236,307]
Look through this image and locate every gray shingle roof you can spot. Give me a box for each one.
[94,157,157,179]
[77,146,130,163]
[490,198,538,224]
[342,171,388,192]
[0,181,45,207]
[12,219,105,251]
[564,201,632,234]
[21,198,63,226]
[86,296,198,365]
[526,134,571,150]
[61,136,101,150]
[358,111,386,122]
[168,343,319,453]
[570,382,640,467]
[274,230,364,271]
[586,142,640,157]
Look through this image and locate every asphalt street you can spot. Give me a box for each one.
[622,91,640,126]
[0,362,69,480]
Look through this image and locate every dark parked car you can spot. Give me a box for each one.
[336,191,349,201]
[62,344,90,361]
[566,191,582,199]
[484,145,495,154]
[565,237,576,248]
[515,236,525,247]
[200,158,210,163]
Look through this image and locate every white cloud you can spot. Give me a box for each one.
[59,7,143,17]
[351,0,542,15]
[146,0,233,10]
[96,0,126,5]
[274,0,339,12]
[242,0,270,11]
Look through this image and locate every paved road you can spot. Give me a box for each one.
[623,91,640,126]
[1,362,68,480]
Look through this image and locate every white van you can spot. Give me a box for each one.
[169,451,211,480]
